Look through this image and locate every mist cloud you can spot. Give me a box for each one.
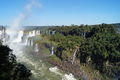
[7,0,41,40]
[10,0,41,30]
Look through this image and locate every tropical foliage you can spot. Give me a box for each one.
[49,24,120,78]
[0,42,31,80]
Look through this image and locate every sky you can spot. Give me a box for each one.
[0,0,120,26]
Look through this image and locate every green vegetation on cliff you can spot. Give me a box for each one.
[48,24,120,79]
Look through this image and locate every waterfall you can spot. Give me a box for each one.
[22,34,29,45]
[27,39,34,46]
[13,30,24,43]
[34,44,39,52]
[51,46,54,55]
[72,48,79,64]
[28,30,36,37]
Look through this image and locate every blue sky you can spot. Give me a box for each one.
[0,0,120,26]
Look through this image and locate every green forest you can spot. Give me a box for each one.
[48,24,120,79]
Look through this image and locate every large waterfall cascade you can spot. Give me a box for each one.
[4,29,77,80]
[13,30,24,43]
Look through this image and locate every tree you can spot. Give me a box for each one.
[78,24,120,75]
[0,42,31,80]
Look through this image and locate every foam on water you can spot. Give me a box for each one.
[49,66,77,80]
[62,73,77,80]
[49,66,62,76]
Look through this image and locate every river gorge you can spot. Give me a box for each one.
[2,28,77,80]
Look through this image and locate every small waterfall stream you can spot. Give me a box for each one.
[34,44,39,52]
[51,46,54,55]
[72,48,79,64]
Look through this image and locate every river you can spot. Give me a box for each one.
[8,42,77,80]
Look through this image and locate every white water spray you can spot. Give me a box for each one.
[6,0,41,41]
[13,30,24,43]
